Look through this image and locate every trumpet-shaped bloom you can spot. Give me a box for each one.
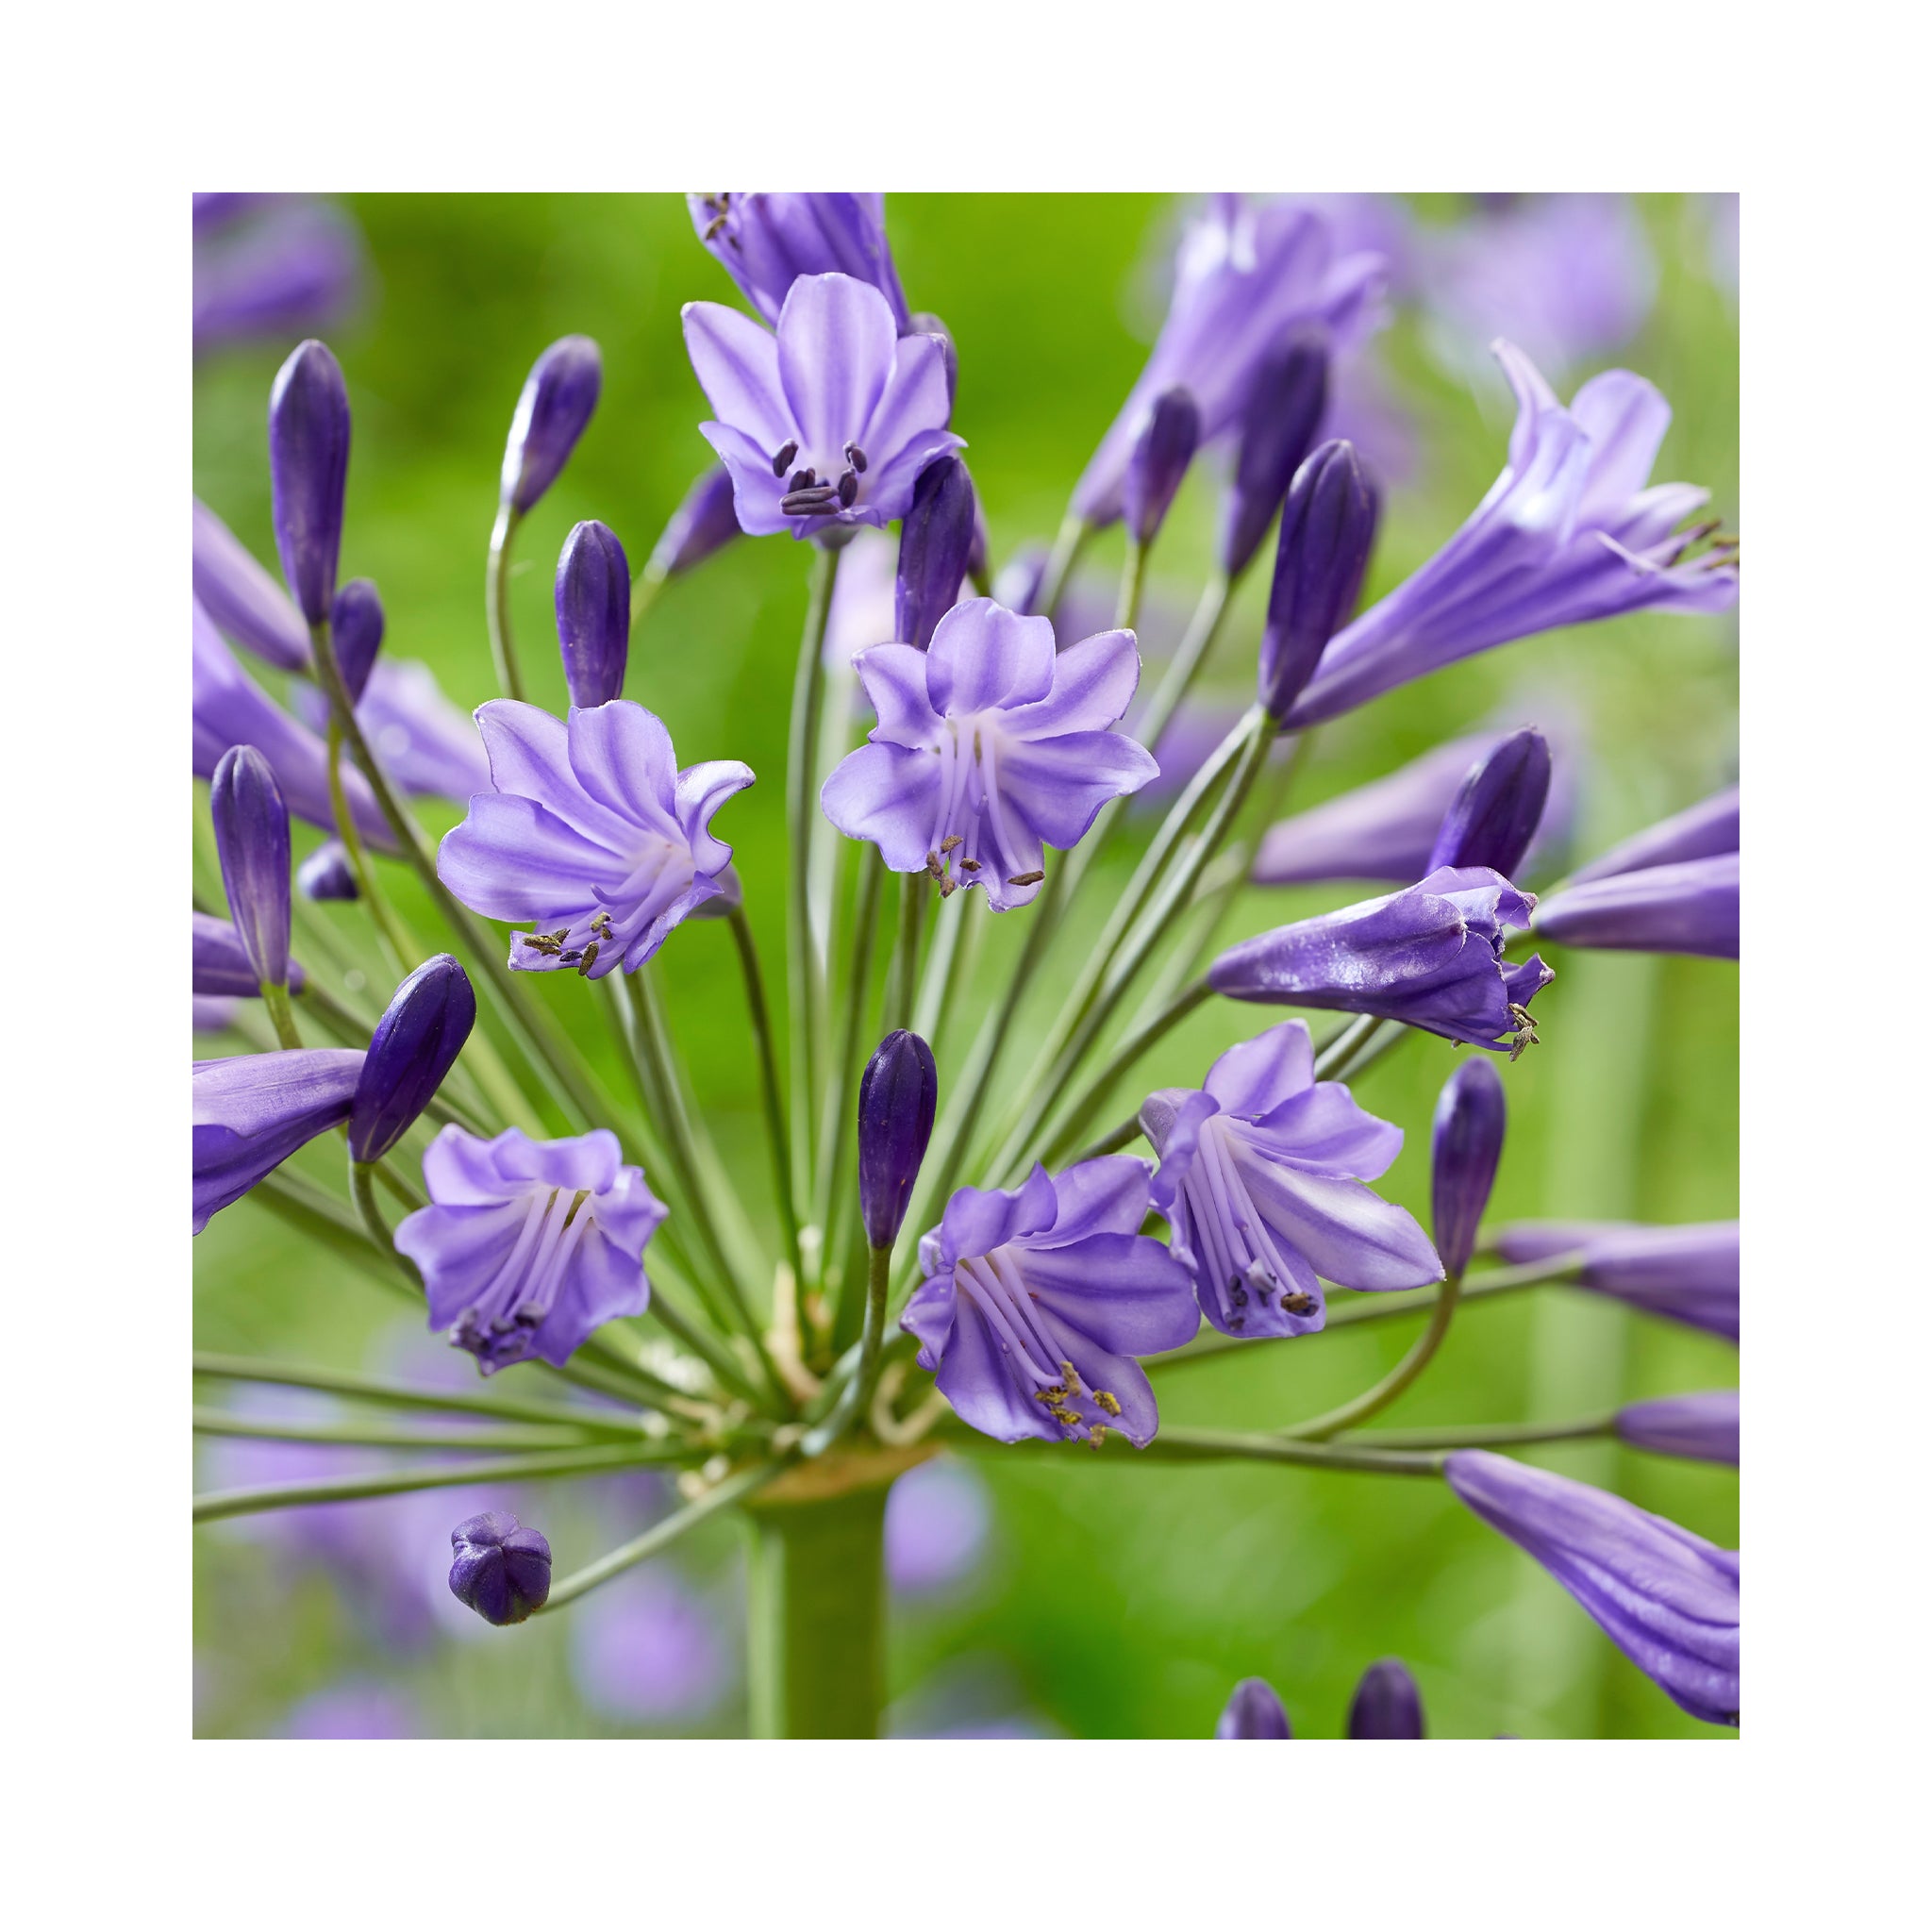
[396,1126,667,1374]
[1445,1450,1740,1726]
[1208,865,1554,1053]
[192,1048,365,1232]
[1286,341,1738,726]
[684,273,959,540]
[438,700,753,978]
[900,1158,1197,1447]
[1491,1220,1739,1341]
[822,599,1159,911]
[1141,1021,1441,1340]
[1074,196,1386,526]
[689,192,911,333]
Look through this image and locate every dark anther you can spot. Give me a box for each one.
[771,440,799,477]
[558,950,583,964]
[843,441,868,474]
[704,216,727,242]
[959,858,981,872]
[780,486,841,517]
[1281,1291,1315,1315]
[940,835,962,852]
[1231,1285,1249,1307]
[1008,870,1046,887]
[788,467,817,493]
[1229,1315,1246,1330]
[837,469,858,508]
[925,851,944,877]
[578,942,599,975]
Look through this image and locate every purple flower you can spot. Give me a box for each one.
[193,911,304,999]
[210,745,292,991]
[500,337,602,515]
[395,1125,666,1374]
[858,1029,939,1251]
[1490,1220,1739,1341]
[555,520,631,708]
[192,1048,364,1232]
[1141,1020,1441,1340]
[1208,865,1554,1054]
[1568,786,1738,886]
[291,657,492,802]
[1535,852,1739,958]
[193,197,363,356]
[1348,1657,1425,1739]
[885,1457,993,1597]
[1431,1057,1507,1278]
[646,466,741,581]
[448,1511,553,1624]
[1074,196,1386,526]
[438,699,753,978]
[348,955,475,1164]
[193,995,239,1034]
[1444,1450,1739,1726]
[297,840,358,902]
[900,1158,1197,1447]
[1122,387,1200,547]
[689,192,911,333]
[283,1682,419,1740]
[568,1566,735,1723]
[1425,727,1552,878]
[1617,1391,1739,1466]
[1286,341,1739,727]
[1258,439,1378,723]
[268,339,351,625]
[1221,334,1328,578]
[330,578,385,708]
[685,274,960,540]
[192,497,312,673]
[821,599,1160,912]
[895,455,977,650]
[1216,1678,1292,1739]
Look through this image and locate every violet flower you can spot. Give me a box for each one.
[1216,1678,1292,1739]
[885,1457,993,1597]
[821,598,1160,911]
[1347,1657,1425,1738]
[895,455,977,650]
[1617,1391,1739,1466]
[395,1126,667,1373]
[500,337,602,516]
[1567,786,1738,886]
[858,1029,938,1251]
[900,1158,1197,1446]
[1535,853,1739,958]
[1208,866,1554,1054]
[1141,1020,1441,1340]
[331,578,385,708]
[556,521,631,708]
[448,1511,552,1624]
[297,841,358,902]
[1431,1057,1507,1278]
[192,1047,365,1232]
[192,498,312,673]
[1074,196,1386,527]
[209,746,292,990]
[192,197,363,357]
[193,912,306,998]
[1221,333,1328,578]
[284,1683,419,1740]
[684,273,960,540]
[348,955,475,1164]
[646,466,741,581]
[1258,440,1378,723]
[1285,341,1739,727]
[689,192,911,333]
[193,996,239,1035]
[1122,387,1200,547]
[268,339,351,625]
[439,699,751,978]
[1426,728,1551,878]
[568,1567,735,1722]
[1444,1450,1740,1726]
[1490,1221,1739,1341]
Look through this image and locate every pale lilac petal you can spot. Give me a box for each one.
[474,702,628,849]
[1018,1235,1201,1356]
[852,644,942,748]
[775,273,896,458]
[437,795,626,920]
[1031,1155,1153,1247]
[529,1230,650,1366]
[1568,369,1671,526]
[996,731,1159,847]
[925,600,1056,715]
[935,1299,1058,1444]
[901,1276,958,1369]
[564,702,684,843]
[674,760,756,875]
[1202,1020,1315,1118]
[940,1170,1058,1270]
[820,741,942,873]
[682,301,791,450]
[1250,1084,1404,1180]
[698,421,791,537]
[1003,629,1142,739]
[1569,787,1739,885]
[1231,1147,1444,1291]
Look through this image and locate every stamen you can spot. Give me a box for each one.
[1008,870,1045,888]
[843,441,868,474]
[771,439,799,477]
[788,467,817,493]
[781,486,841,518]
[837,469,858,508]
[578,941,599,975]
[940,835,962,852]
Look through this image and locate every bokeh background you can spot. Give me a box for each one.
[192,192,1739,1740]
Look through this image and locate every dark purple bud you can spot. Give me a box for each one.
[297,839,358,902]
[1431,1057,1507,1277]
[348,955,475,1162]
[895,457,977,649]
[1122,387,1200,548]
[908,310,958,408]
[209,744,291,989]
[500,335,602,515]
[555,520,630,708]
[1258,441,1377,724]
[1615,1390,1739,1466]
[447,1511,552,1625]
[1427,728,1553,877]
[330,577,385,708]
[1221,335,1329,578]
[1215,1678,1291,1740]
[647,466,741,579]
[267,339,351,625]
[858,1028,938,1250]
[1346,1657,1425,1739]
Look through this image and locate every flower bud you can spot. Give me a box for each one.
[555,520,630,708]
[1215,1677,1291,1739]
[1427,727,1552,877]
[1122,387,1200,548]
[268,339,351,625]
[1346,1657,1425,1738]
[500,336,602,514]
[908,310,958,407]
[1221,334,1328,578]
[348,956,475,1163]
[1430,1057,1507,1276]
[448,1511,552,1625]
[329,577,385,708]
[297,839,358,902]
[192,496,311,672]
[895,456,976,649]
[647,466,741,580]
[857,1028,938,1250]
[1615,1390,1739,1465]
[210,744,292,989]
[1257,440,1376,724]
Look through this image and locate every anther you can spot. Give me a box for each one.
[940,835,962,852]
[788,468,816,493]
[837,469,858,508]
[925,851,945,878]
[843,441,868,474]
[558,949,582,964]
[577,942,599,975]
[1093,1390,1122,1417]
[780,486,841,517]
[1008,870,1045,888]
[1281,1291,1316,1315]
[959,858,981,872]
[771,440,799,478]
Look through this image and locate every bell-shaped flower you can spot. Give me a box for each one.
[1616,1391,1739,1465]
[1209,866,1554,1054]
[689,192,911,332]
[822,599,1160,912]
[1216,1678,1292,1739]
[438,699,753,978]
[1445,1450,1740,1726]
[1286,341,1739,726]
[684,273,959,541]
[1141,1020,1441,1340]
[900,1158,1198,1447]
[192,1047,365,1232]
[1074,196,1386,526]
[1491,1220,1739,1341]
[1347,1657,1425,1738]
[395,1126,667,1374]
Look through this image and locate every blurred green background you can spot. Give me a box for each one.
[193,192,1738,1739]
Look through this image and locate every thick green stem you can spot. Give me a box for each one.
[728,905,804,1289]
[486,505,526,702]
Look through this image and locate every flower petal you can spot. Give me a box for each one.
[1202,1019,1315,1118]
[564,701,685,842]
[438,794,627,922]
[1018,1233,1200,1356]
[698,421,791,537]
[925,600,1056,715]
[852,643,941,748]
[821,741,942,873]
[1002,628,1142,739]
[675,759,756,874]
[1568,368,1671,526]
[775,273,896,458]
[1230,1146,1443,1291]
[995,730,1159,848]
[935,1298,1059,1443]
[682,300,792,450]
[1032,1155,1154,1247]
